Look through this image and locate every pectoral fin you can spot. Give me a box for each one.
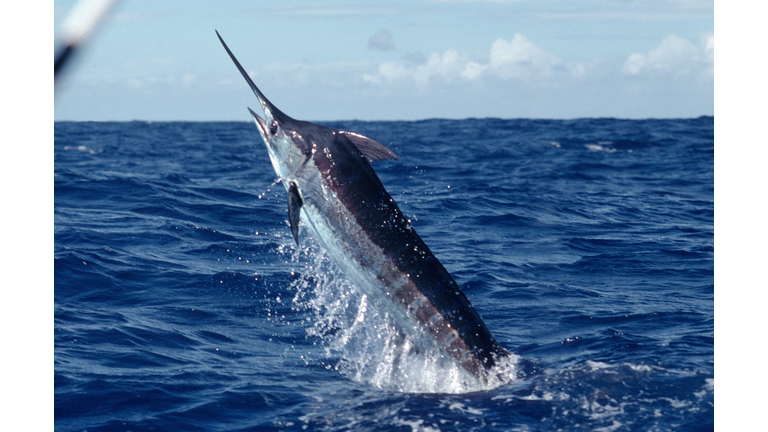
[287,182,303,245]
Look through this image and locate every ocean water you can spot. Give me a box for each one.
[54,117,714,431]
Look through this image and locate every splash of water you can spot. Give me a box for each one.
[285,242,518,394]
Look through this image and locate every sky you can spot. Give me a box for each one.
[53,0,714,121]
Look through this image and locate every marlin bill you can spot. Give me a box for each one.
[216,31,510,382]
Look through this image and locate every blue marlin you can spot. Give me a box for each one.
[216,31,509,381]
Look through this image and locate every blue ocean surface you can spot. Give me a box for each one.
[54,117,714,431]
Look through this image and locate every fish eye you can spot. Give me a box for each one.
[269,120,279,135]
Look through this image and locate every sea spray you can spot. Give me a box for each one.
[285,241,517,393]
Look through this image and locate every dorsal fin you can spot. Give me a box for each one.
[339,131,398,163]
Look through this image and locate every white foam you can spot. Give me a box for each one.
[288,243,518,393]
[585,143,616,152]
[447,402,484,415]
[393,417,441,432]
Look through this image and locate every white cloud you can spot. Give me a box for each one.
[622,33,714,78]
[368,29,395,51]
[363,50,468,85]
[461,61,486,80]
[487,34,561,80]
[703,32,714,79]
[181,73,197,87]
[363,62,409,84]
[363,33,582,86]
[413,50,465,84]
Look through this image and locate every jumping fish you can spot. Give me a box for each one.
[216,31,509,381]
